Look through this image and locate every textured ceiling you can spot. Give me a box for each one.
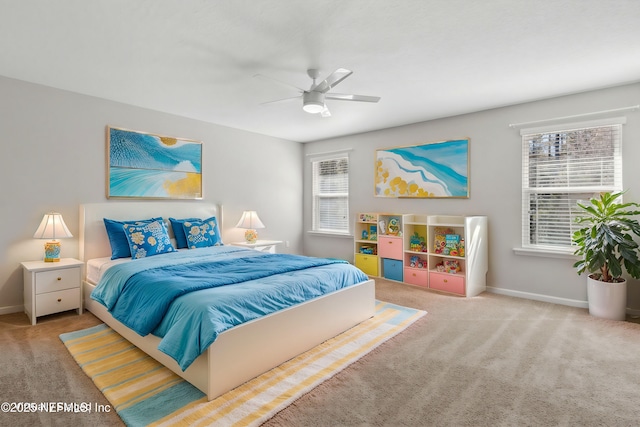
[1,0,639,142]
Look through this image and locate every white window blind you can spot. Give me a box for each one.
[311,154,350,234]
[521,119,623,250]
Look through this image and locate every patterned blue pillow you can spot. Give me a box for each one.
[123,220,176,259]
[182,217,223,249]
[168,217,199,249]
[104,217,163,259]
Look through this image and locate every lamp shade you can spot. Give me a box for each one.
[235,211,265,230]
[33,212,73,239]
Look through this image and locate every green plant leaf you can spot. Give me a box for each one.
[571,191,640,281]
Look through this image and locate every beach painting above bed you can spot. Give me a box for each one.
[375,138,469,198]
[107,126,203,199]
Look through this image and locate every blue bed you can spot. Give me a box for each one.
[91,246,369,370]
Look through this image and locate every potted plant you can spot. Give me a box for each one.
[572,191,640,320]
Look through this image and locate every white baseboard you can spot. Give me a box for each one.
[627,307,640,318]
[486,286,640,317]
[486,286,588,309]
[0,305,24,316]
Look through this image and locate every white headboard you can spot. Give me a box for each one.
[79,201,222,261]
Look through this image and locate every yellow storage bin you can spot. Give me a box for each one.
[355,254,378,276]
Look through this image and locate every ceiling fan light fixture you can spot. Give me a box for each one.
[302,101,325,114]
[302,91,325,114]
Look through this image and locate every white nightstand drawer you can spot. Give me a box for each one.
[35,288,80,317]
[35,267,81,294]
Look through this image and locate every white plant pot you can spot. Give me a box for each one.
[587,276,627,321]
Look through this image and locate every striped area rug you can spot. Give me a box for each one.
[60,301,425,426]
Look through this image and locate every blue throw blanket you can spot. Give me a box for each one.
[91,246,369,369]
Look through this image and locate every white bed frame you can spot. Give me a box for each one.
[79,202,375,401]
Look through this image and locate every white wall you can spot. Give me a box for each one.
[0,76,303,314]
[303,82,640,309]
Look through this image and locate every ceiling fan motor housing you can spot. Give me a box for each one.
[302,91,325,113]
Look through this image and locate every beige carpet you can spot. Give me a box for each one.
[3,279,640,426]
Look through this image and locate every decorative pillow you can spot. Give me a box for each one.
[168,217,199,249]
[123,220,176,259]
[182,216,223,249]
[104,217,163,259]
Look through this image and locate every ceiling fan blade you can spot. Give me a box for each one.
[326,93,381,103]
[253,74,305,93]
[260,96,300,105]
[311,68,353,93]
[320,105,331,118]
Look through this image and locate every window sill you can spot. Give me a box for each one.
[513,246,579,260]
[307,231,354,239]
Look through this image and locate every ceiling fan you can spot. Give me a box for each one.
[255,68,380,117]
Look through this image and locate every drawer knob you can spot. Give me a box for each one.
[443,279,448,283]
[57,298,62,302]
[57,277,62,281]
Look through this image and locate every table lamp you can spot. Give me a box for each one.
[33,212,73,262]
[235,211,265,244]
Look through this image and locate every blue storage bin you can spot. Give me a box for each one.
[382,258,403,282]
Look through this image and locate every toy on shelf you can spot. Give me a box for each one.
[445,234,460,256]
[434,227,464,256]
[433,227,454,254]
[387,217,400,235]
[369,225,377,240]
[359,213,376,222]
[359,245,376,255]
[409,255,426,269]
[409,232,428,252]
[360,225,378,242]
[444,259,461,274]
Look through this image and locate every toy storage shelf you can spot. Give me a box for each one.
[354,213,379,276]
[354,212,488,297]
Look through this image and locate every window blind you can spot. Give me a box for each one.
[311,155,349,234]
[521,122,622,249]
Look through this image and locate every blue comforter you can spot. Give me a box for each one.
[91,246,368,370]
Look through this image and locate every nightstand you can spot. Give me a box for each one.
[229,240,283,254]
[21,258,83,325]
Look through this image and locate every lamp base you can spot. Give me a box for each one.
[44,240,61,262]
[244,229,258,244]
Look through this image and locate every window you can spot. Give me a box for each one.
[311,152,350,234]
[521,118,623,251]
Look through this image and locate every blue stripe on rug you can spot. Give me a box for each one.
[377,301,426,325]
[119,382,205,426]
[60,322,109,340]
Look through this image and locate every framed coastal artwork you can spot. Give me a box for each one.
[375,138,469,198]
[107,126,203,199]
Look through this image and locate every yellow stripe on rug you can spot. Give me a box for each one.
[61,301,425,427]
